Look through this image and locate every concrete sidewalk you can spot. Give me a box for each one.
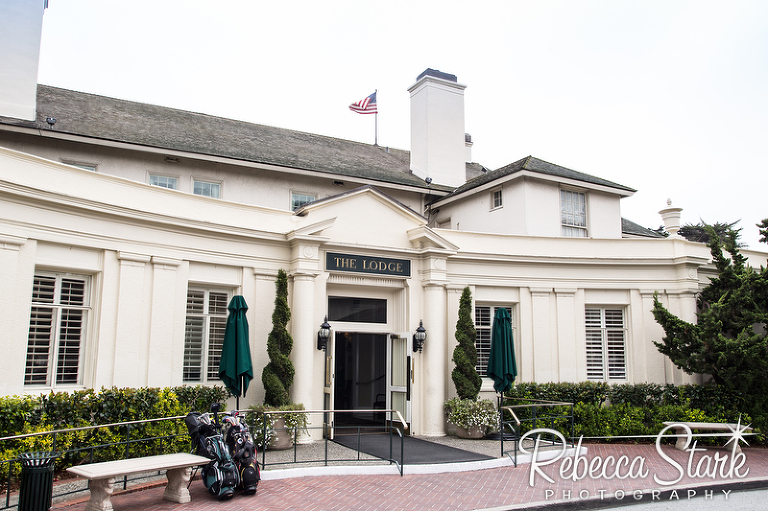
[52,438,768,511]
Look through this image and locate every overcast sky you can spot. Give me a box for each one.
[37,0,768,250]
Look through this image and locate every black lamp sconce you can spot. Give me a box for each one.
[317,316,331,351]
[412,320,427,353]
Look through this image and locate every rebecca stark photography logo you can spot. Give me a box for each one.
[519,419,753,502]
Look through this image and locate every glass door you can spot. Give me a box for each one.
[387,334,411,432]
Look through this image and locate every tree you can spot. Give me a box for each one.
[261,269,295,407]
[759,218,768,245]
[678,220,745,247]
[452,287,482,400]
[651,224,768,399]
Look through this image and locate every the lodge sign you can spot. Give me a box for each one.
[326,252,411,277]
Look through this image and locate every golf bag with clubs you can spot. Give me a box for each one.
[184,408,240,500]
[221,410,260,495]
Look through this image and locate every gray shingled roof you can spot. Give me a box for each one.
[434,155,636,204]
[621,218,666,238]
[0,85,453,191]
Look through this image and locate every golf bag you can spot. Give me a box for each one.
[221,411,260,495]
[184,411,240,500]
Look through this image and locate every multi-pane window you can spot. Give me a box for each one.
[183,289,229,383]
[25,273,90,386]
[291,192,316,211]
[585,307,627,380]
[193,180,221,198]
[492,189,503,209]
[561,189,587,237]
[149,175,178,189]
[475,305,514,375]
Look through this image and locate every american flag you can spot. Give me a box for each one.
[349,92,377,114]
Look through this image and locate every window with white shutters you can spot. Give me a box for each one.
[25,273,90,386]
[585,307,627,380]
[475,305,514,376]
[183,289,229,383]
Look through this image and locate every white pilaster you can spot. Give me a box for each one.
[0,235,33,395]
[555,288,577,382]
[113,252,150,387]
[146,256,183,387]
[530,287,555,382]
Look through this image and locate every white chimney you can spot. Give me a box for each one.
[408,69,467,188]
[0,0,46,120]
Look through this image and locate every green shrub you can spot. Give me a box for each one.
[0,384,227,484]
[504,381,764,445]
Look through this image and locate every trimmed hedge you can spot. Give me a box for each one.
[503,381,762,444]
[0,385,227,485]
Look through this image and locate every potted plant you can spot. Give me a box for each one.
[444,397,498,438]
[251,403,308,449]
[259,269,308,449]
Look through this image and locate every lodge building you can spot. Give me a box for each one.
[2,1,765,438]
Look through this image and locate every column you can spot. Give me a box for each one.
[421,282,447,436]
[289,271,317,413]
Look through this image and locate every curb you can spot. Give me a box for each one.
[477,476,768,511]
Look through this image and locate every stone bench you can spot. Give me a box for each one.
[662,421,753,453]
[67,453,210,511]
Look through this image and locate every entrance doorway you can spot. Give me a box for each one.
[333,332,387,429]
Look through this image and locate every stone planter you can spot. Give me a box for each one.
[269,415,294,450]
[455,425,486,439]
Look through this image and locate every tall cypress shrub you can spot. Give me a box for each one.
[452,287,482,400]
[261,269,295,407]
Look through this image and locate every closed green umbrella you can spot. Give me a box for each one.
[486,307,517,393]
[219,295,253,410]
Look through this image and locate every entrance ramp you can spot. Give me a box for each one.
[333,433,495,464]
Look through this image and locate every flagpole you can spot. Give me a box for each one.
[374,89,378,146]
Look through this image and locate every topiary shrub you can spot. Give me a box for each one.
[261,269,295,407]
[451,287,481,400]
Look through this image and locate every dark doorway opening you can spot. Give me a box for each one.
[333,332,387,431]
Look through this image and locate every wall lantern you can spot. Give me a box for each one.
[317,316,331,351]
[412,320,427,353]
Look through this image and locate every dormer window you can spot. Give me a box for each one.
[193,180,221,199]
[150,174,178,190]
[491,188,502,210]
[561,189,587,237]
[291,192,316,211]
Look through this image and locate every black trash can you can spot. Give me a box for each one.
[18,451,59,511]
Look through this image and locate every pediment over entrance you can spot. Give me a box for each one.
[292,186,454,251]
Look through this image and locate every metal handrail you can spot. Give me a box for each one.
[0,415,188,443]
[1,407,412,508]
[253,408,407,475]
[497,397,575,467]
[1,416,191,509]
[256,408,408,431]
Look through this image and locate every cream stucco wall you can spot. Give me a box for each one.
[434,176,624,238]
[5,145,765,437]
